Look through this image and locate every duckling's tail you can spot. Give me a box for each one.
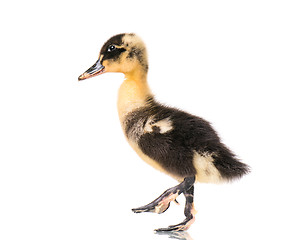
[212,144,251,182]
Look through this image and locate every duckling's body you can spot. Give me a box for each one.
[79,33,250,231]
[122,95,247,183]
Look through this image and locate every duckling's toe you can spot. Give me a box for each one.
[132,194,175,214]
[132,201,171,214]
[154,216,195,232]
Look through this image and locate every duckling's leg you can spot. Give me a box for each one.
[155,185,196,232]
[132,176,195,221]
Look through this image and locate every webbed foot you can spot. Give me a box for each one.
[155,215,195,232]
[132,187,179,214]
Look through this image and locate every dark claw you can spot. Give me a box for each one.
[132,205,154,213]
[132,208,148,213]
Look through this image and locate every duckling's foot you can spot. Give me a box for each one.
[132,176,195,215]
[154,216,195,232]
[131,186,179,214]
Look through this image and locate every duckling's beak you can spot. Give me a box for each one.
[78,58,105,81]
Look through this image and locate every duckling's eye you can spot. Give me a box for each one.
[107,45,116,52]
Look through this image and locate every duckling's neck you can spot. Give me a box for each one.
[117,69,152,123]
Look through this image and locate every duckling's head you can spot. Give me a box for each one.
[78,33,148,81]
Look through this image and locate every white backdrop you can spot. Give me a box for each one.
[1,1,300,239]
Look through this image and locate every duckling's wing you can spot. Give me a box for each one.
[135,105,219,179]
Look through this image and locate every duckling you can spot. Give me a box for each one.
[78,33,250,232]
